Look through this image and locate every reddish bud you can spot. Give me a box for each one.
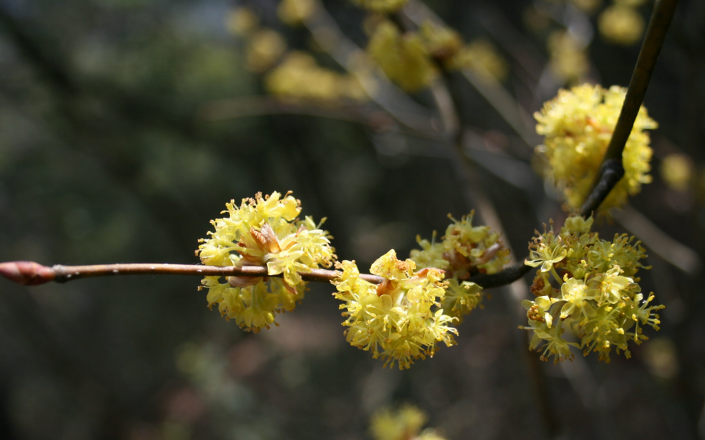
[0,261,55,286]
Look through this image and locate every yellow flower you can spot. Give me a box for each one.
[443,278,483,322]
[332,251,457,369]
[197,192,335,332]
[534,84,657,211]
[410,213,509,321]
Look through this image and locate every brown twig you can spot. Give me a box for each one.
[0,261,384,286]
[580,0,679,216]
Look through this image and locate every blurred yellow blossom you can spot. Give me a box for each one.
[197,192,336,332]
[370,405,447,440]
[264,51,367,102]
[660,153,693,191]
[534,83,657,211]
[547,31,589,84]
[599,5,645,46]
[449,38,508,82]
[226,7,260,36]
[246,29,287,72]
[367,21,437,92]
[278,0,317,26]
[332,250,457,369]
[419,21,463,62]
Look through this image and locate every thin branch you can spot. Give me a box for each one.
[0,261,383,286]
[580,0,679,215]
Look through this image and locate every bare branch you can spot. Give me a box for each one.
[0,261,384,286]
[580,0,679,216]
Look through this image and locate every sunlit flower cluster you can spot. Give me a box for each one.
[370,405,447,440]
[332,250,457,369]
[522,215,664,363]
[197,192,335,332]
[535,83,657,211]
[265,51,368,102]
[410,213,510,322]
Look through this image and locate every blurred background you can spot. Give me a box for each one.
[0,0,704,439]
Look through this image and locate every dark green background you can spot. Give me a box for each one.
[0,0,704,439]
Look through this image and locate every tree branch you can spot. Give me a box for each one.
[0,261,383,286]
[580,0,679,216]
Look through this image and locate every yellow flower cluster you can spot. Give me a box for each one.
[523,215,664,363]
[535,84,657,211]
[264,51,368,102]
[410,213,510,322]
[370,405,446,440]
[197,192,335,332]
[366,19,509,91]
[332,250,457,369]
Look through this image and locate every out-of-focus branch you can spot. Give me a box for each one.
[403,0,540,148]
[0,7,77,94]
[613,205,701,275]
[301,0,440,136]
[199,96,397,132]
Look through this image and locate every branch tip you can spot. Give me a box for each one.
[0,261,55,286]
